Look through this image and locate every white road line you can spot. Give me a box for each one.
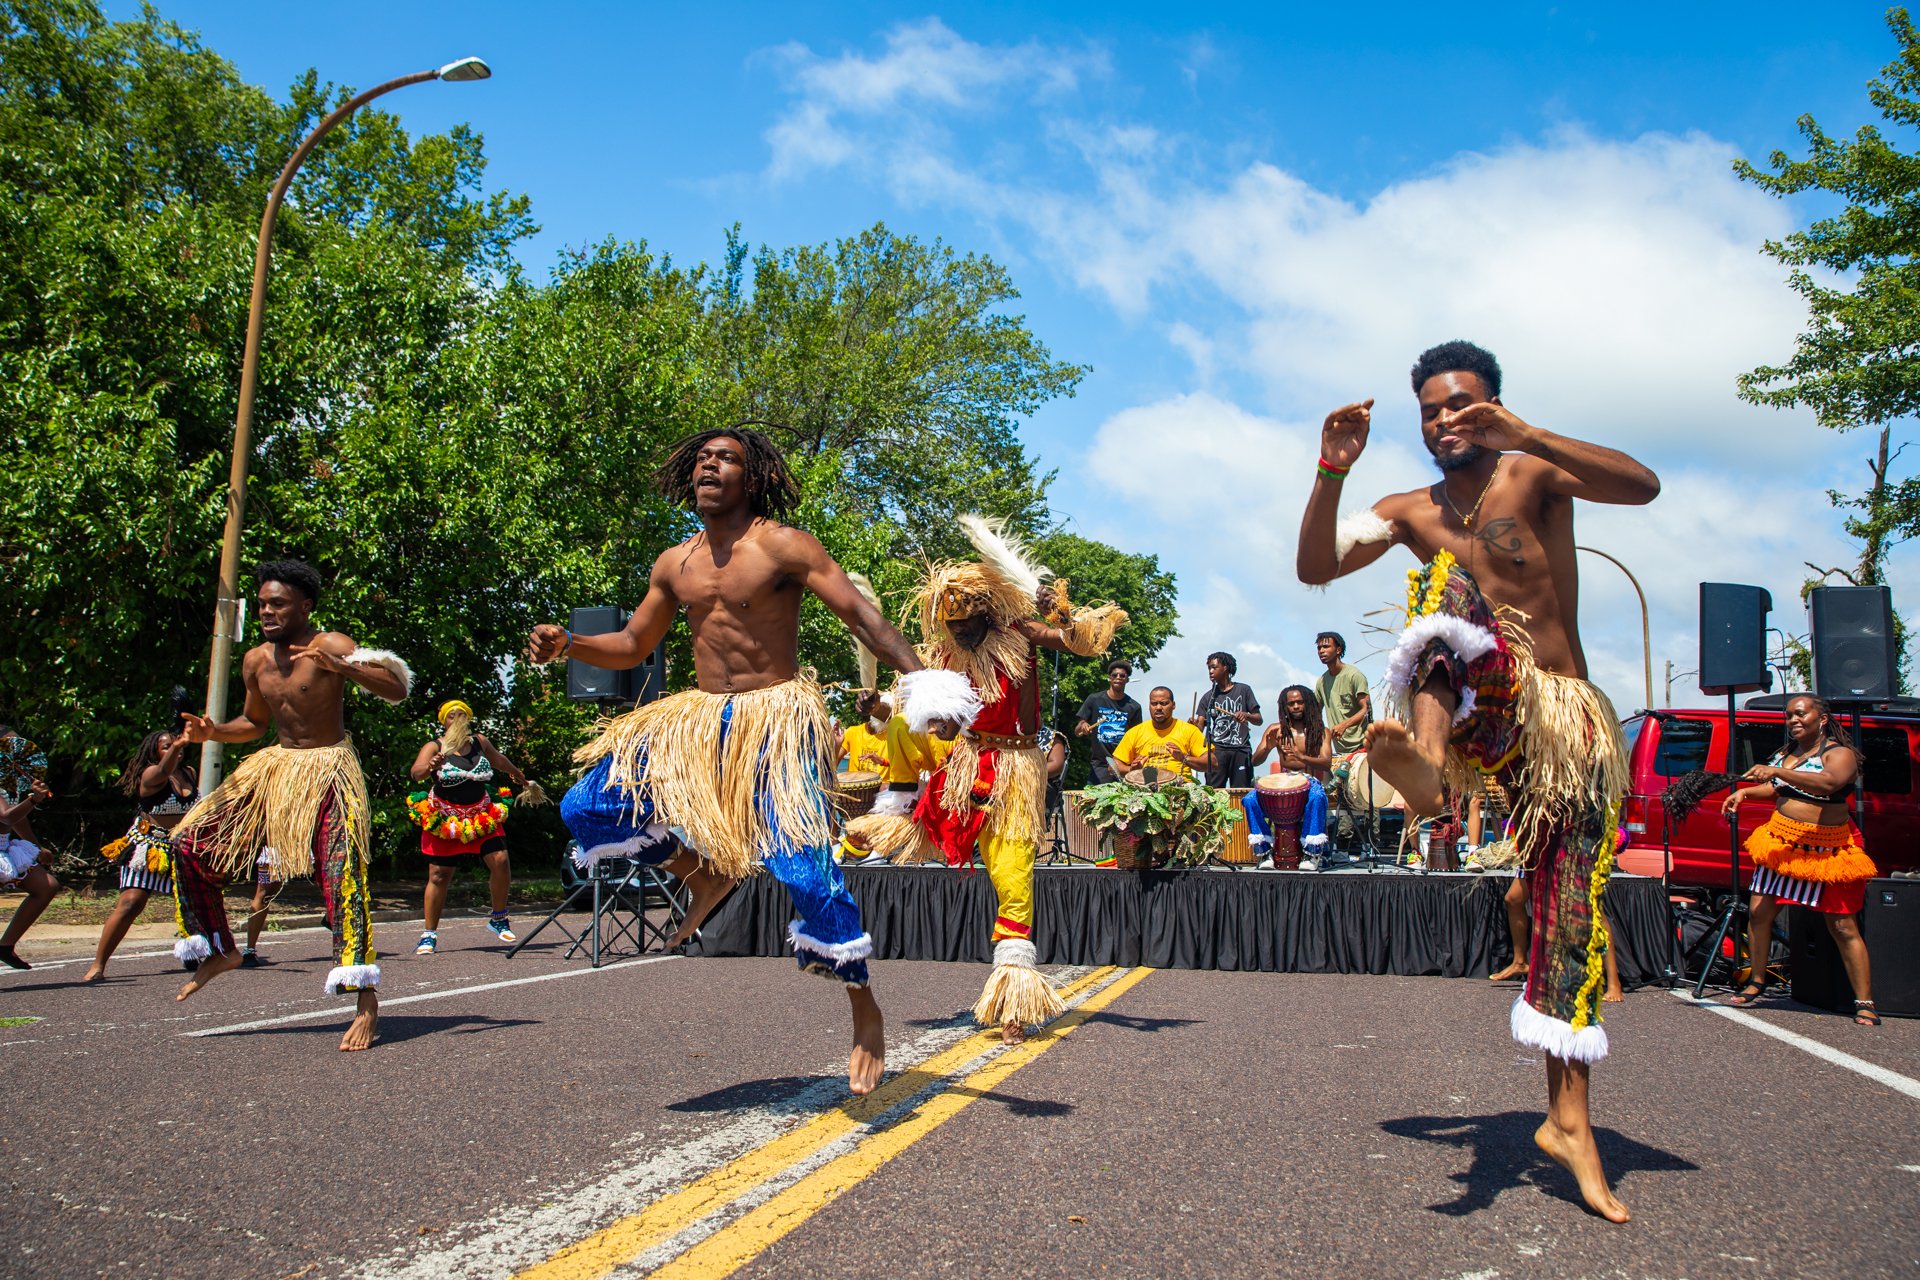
[1671,990,1920,1101]
[352,965,1100,1280]
[185,954,683,1037]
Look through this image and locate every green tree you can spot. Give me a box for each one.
[1735,6,1919,690]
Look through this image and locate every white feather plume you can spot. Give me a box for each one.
[958,514,1050,597]
[847,572,882,691]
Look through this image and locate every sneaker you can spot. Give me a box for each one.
[415,931,438,955]
[1257,857,1275,870]
[1298,856,1320,872]
[486,917,517,944]
[239,949,260,968]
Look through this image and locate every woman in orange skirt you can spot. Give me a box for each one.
[1720,694,1877,1024]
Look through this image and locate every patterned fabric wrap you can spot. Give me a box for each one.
[561,686,872,986]
[1386,550,1522,772]
[1745,812,1876,884]
[173,784,378,994]
[111,815,176,893]
[1513,796,1619,1063]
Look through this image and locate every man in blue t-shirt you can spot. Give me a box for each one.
[1075,659,1143,784]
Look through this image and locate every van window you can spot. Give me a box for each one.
[1856,726,1914,795]
[1653,718,1714,776]
[1733,722,1783,775]
[1622,715,1645,758]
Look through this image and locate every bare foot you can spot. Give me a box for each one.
[339,990,379,1051]
[1489,960,1528,982]
[81,964,107,983]
[175,947,243,1001]
[1603,987,1625,1004]
[1535,1118,1630,1223]
[1001,1019,1027,1045]
[1365,719,1446,817]
[662,856,738,950]
[847,985,885,1095]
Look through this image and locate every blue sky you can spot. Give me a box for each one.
[114,2,1917,716]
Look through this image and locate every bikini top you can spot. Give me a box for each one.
[139,778,195,816]
[1768,743,1836,804]
[436,750,494,786]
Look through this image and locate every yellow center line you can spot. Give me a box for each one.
[649,965,1156,1280]
[512,966,1119,1280]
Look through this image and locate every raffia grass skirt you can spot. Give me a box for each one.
[938,739,1046,849]
[574,676,836,881]
[171,739,368,879]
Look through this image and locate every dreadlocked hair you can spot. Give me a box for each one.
[117,731,171,797]
[1279,685,1325,759]
[653,422,802,520]
[1661,769,1739,824]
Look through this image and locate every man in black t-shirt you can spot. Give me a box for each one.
[1193,651,1261,788]
[1074,659,1143,784]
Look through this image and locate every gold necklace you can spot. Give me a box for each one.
[1442,456,1502,530]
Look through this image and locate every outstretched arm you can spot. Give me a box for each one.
[476,735,530,792]
[528,554,679,670]
[803,543,923,674]
[1438,402,1660,505]
[293,632,411,703]
[1298,400,1399,584]
[180,652,272,744]
[1740,746,1859,797]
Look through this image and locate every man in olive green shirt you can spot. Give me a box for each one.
[1314,632,1371,754]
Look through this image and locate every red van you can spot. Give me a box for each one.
[1615,694,1920,889]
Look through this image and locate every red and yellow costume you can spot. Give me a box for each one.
[902,516,1128,1030]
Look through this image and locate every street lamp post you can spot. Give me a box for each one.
[1575,544,1654,710]
[198,58,491,795]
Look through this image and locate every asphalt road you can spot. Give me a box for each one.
[2,915,1916,1280]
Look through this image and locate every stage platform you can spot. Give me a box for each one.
[691,864,1676,984]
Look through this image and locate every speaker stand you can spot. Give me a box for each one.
[1692,689,1747,999]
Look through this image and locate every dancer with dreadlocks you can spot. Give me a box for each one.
[1721,693,1877,1023]
[172,559,412,1052]
[890,515,1128,1044]
[533,424,965,1095]
[86,702,197,982]
[1297,340,1659,1223]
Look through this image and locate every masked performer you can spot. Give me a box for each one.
[86,719,197,982]
[535,424,964,1096]
[1721,693,1877,1023]
[408,699,545,955]
[1298,341,1658,1224]
[172,559,411,1053]
[905,515,1128,1044]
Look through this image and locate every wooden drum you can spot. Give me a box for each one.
[1254,772,1311,868]
[833,771,883,822]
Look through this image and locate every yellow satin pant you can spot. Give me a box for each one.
[980,828,1036,942]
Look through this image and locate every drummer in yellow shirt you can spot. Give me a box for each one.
[838,691,892,776]
[1109,687,1211,779]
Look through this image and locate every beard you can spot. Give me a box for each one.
[1431,442,1488,473]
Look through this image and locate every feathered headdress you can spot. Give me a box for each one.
[847,572,882,693]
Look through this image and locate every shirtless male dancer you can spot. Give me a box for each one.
[531,426,959,1095]
[1297,340,1658,1223]
[175,560,411,1051]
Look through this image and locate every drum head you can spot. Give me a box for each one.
[1257,771,1310,793]
[840,771,882,789]
[1346,753,1402,810]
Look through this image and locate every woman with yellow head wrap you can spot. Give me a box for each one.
[406,699,545,954]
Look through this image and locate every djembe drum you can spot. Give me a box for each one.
[832,771,883,824]
[1254,772,1312,868]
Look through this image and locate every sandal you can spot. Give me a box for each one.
[1726,980,1768,1007]
[1854,999,1881,1027]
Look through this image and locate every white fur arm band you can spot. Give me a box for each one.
[342,647,413,702]
[897,668,982,733]
[1334,508,1393,568]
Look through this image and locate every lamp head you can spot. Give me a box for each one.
[437,57,491,82]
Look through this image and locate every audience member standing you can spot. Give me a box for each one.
[1313,632,1371,757]
[1075,659,1143,784]
[1193,652,1261,787]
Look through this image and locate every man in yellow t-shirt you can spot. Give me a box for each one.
[838,692,891,775]
[1110,686,1210,780]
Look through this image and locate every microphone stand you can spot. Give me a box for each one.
[1692,689,1746,999]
